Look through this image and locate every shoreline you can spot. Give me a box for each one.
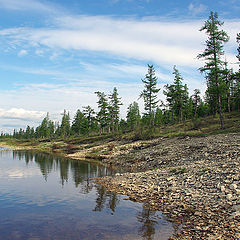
[2,133,240,239]
[96,133,240,239]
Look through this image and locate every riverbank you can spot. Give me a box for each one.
[96,133,240,239]
[0,143,31,151]
[1,132,240,239]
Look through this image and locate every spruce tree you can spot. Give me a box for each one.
[72,109,88,135]
[164,66,189,121]
[198,11,229,128]
[192,89,201,117]
[140,64,160,125]
[83,105,96,135]
[222,61,234,112]
[39,113,50,138]
[25,125,31,139]
[60,110,71,137]
[154,107,163,126]
[126,101,141,130]
[95,91,109,134]
[108,87,122,132]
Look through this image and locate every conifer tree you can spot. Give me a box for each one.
[164,66,189,121]
[222,61,234,112]
[140,64,160,125]
[83,105,96,135]
[192,89,201,117]
[198,11,229,128]
[60,110,71,137]
[95,91,109,134]
[25,125,31,139]
[108,87,122,132]
[154,107,163,126]
[72,109,88,135]
[39,113,50,138]
[126,101,141,130]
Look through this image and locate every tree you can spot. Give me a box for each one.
[154,107,163,126]
[72,109,88,135]
[60,110,71,137]
[198,11,229,128]
[95,91,109,134]
[222,61,234,112]
[38,113,51,138]
[126,101,141,130]
[192,89,201,117]
[108,87,122,132]
[83,105,96,135]
[163,66,189,121]
[25,125,31,139]
[140,65,160,125]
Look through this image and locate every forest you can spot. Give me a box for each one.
[2,12,240,140]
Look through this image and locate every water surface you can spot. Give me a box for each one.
[0,150,173,240]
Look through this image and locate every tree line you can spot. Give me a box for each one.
[2,12,240,139]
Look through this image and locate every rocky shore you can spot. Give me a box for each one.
[0,143,29,151]
[96,133,240,239]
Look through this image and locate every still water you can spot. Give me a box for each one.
[0,150,173,240]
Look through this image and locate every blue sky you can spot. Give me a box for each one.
[0,0,239,133]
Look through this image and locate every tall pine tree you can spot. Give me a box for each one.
[95,91,109,134]
[72,109,88,135]
[164,66,189,121]
[126,101,141,130]
[83,105,96,135]
[60,110,71,137]
[140,64,160,125]
[198,11,229,128]
[108,87,122,132]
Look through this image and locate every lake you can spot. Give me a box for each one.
[0,150,173,240]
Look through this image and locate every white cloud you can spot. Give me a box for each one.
[1,15,238,70]
[188,3,207,15]
[0,16,206,68]
[0,0,57,13]
[18,49,28,56]
[0,108,45,121]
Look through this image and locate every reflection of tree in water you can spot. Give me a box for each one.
[137,204,159,240]
[12,151,114,188]
[12,151,120,213]
[107,192,118,212]
[93,184,119,213]
[13,151,34,163]
[58,158,69,186]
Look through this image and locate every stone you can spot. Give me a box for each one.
[220,186,225,192]
[230,211,240,218]
[230,184,238,190]
[226,194,233,201]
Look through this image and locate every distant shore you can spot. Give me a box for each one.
[0,143,30,151]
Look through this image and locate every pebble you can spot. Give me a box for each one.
[96,133,240,240]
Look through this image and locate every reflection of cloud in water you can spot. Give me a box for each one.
[8,170,24,178]
[0,168,41,179]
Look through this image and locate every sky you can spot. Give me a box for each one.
[0,0,239,133]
